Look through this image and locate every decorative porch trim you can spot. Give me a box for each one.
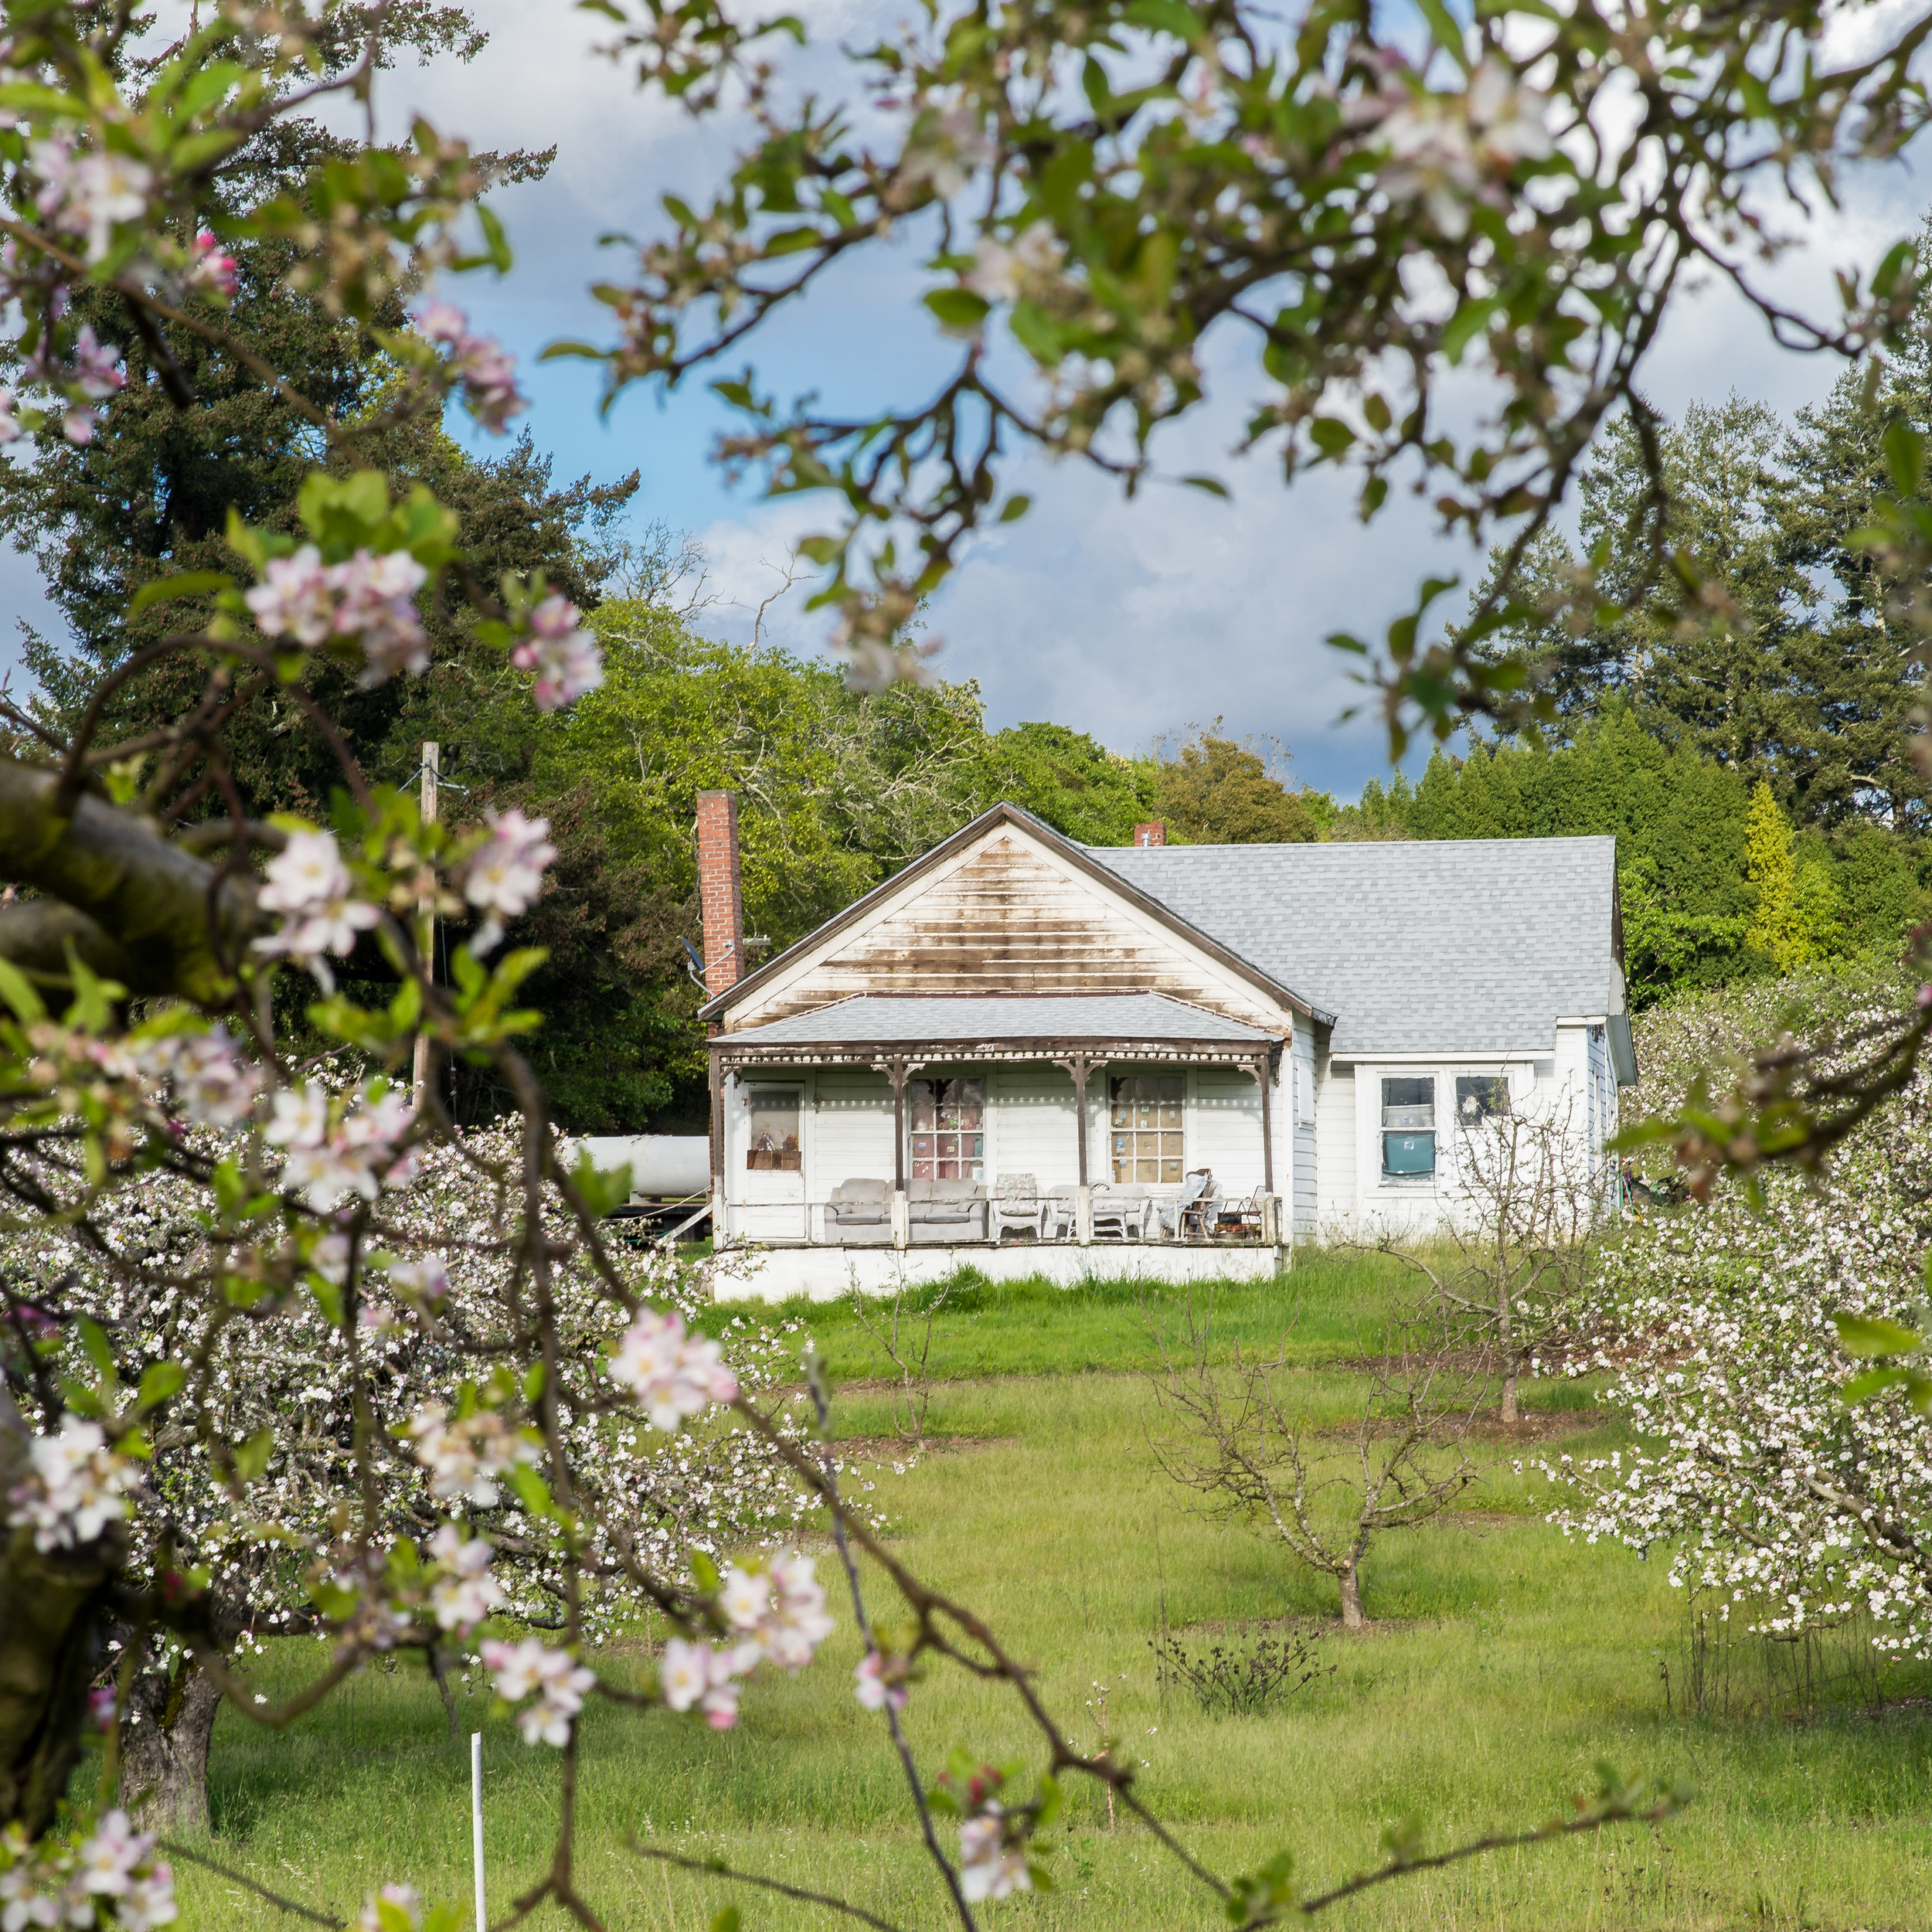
[710,1036,1287,1073]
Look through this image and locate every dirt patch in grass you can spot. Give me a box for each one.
[1471,1410,1598,1444]
[826,1433,1019,1460]
[1447,1508,1532,1526]
[1169,1612,1427,1641]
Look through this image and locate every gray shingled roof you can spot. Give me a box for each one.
[722,993,1273,1047]
[1086,837,1621,1056]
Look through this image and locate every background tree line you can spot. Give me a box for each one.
[10,101,1929,1129]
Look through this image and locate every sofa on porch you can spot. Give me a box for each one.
[823,1178,990,1243]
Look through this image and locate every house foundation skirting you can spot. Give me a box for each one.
[704,1241,1288,1304]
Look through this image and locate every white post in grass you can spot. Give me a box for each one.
[471,1730,486,1932]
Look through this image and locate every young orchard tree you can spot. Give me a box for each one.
[1149,1297,1486,1628]
[1375,1097,1604,1426]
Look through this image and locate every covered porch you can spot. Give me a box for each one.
[707,995,1290,1286]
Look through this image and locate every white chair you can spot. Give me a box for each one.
[992,1172,1046,1240]
[1043,1185,1078,1240]
[1091,1183,1153,1240]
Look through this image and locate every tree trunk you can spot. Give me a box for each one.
[0,1392,126,1838]
[1501,1362,1519,1426]
[121,1657,221,1835]
[1338,1564,1365,1630]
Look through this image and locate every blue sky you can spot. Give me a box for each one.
[5,0,1927,800]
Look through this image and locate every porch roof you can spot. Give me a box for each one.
[711,992,1274,1064]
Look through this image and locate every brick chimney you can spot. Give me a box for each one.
[696,791,745,1000]
[1133,821,1166,848]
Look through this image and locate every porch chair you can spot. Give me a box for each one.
[992,1172,1046,1241]
[1155,1170,1209,1239]
[1043,1184,1078,1240]
[1090,1182,1154,1240]
[824,1178,893,1245]
[906,1177,989,1242]
[1179,1170,1223,1240]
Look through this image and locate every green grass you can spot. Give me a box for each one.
[700,1247,1423,1382]
[169,1256,1932,1931]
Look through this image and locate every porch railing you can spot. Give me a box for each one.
[717,1184,1284,1250]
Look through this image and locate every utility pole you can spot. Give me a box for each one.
[412,742,440,1112]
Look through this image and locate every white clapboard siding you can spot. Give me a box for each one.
[988,1064,1082,1189]
[1190,1067,1264,1194]
[1291,1033,1318,1238]
[1315,1059,1357,1234]
[811,1072,896,1195]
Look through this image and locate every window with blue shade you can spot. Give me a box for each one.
[1381,1076,1435,1178]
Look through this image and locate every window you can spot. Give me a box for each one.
[911,1077,984,1181]
[744,1088,801,1171]
[1298,1057,1318,1127]
[1455,1075,1511,1122]
[1381,1076,1435,1179]
[1111,1074,1184,1183]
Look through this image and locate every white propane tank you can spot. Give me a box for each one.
[573,1134,710,1202]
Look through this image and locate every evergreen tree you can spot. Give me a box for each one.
[1744,780,1809,969]
[1469,388,1929,827]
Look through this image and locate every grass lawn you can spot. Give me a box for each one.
[171,1256,1932,1930]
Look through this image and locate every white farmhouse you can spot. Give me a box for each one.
[692,794,1634,1300]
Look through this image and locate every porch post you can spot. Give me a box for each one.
[1057,1053,1094,1246]
[887,1056,910,1250]
[709,1051,728,1250]
[1257,1048,1275,1196]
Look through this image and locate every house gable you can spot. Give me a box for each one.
[712,810,1307,1037]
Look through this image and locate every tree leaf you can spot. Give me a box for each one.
[1123,0,1202,39]
[1833,1311,1923,1359]
[923,287,990,334]
[128,570,233,618]
[135,1361,185,1412]
[1883,419,1923,500]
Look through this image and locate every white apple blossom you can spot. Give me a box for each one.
[719,1549,835,1671]
[328,550,430,685]
[1538,969,1932,1661]
[388,1252,451,1304]
[1372,59,1553,240]
[462,808,556,953]
[656,1634,754,1730]
[428,1524,503,1634]
[131,1028,260,1128]
[962,222,1061,303]
[267,1080,416,1212]
[33,138,154,261]
[607,1308,738,1430]
[405,1403,536,1508]
[71,327,125,401]
[415,301,526,432]
[481,1636,595,1745]
[251,828,381,984]
[0,1808,175,1931]
[509,596,602,710]
[959,1808,1029,1903]
[8,1416,138,1552]
[245,546,335,646]
[853,1650,907,1712]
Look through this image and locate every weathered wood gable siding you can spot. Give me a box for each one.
[726,828,1291,1034]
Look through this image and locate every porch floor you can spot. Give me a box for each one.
[706,1240,1288,1303]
